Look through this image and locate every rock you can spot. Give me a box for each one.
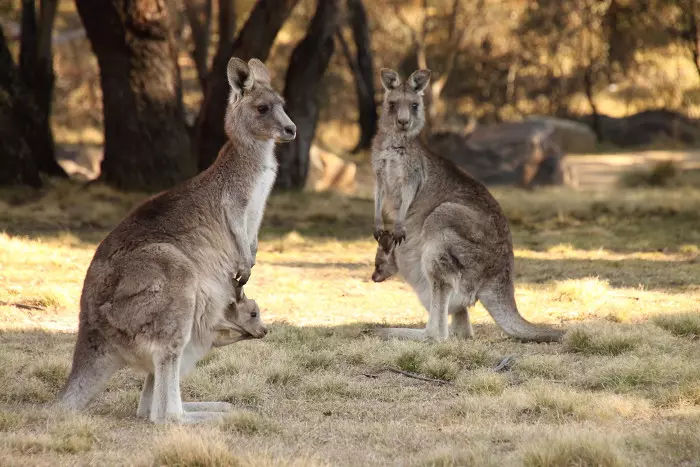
[429,121,576,188]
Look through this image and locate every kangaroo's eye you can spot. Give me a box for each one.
[388,102,396,111]
[412,103,419,110]
[257,105,270,114]
[250,311,258,318]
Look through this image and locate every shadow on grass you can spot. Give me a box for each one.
[3,180,700,252]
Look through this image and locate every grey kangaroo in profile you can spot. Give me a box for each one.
[371,67,563,343]
[58,57,296,423]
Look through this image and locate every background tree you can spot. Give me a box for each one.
[18,0,66,178]
[195,0,301,171]
[337,0,377,153]
[275,0,341,190]
[183,0,212,90]
[0,24,43,187]
[74,0,195,191]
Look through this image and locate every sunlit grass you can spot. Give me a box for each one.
[0,182,700,465]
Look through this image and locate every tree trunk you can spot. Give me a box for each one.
[195,0,300,171]
[275,0,340,190]
[0,24,43,188]
[75,0,195,191]
[217,0,236,49]
[346,0,376,153]
[17,0,66,178]
[583,64,602,142]
[184,0,212,90]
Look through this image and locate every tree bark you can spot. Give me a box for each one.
[75,0,195,191]
[346,0,376,153]
[184,0,212,90]
[17,0,66,177]
[0,24,43,188]
[275,0,340,190]
[195,0,300,171]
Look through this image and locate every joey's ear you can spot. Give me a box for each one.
[378,232,395,253]
[227,57,255,98]
[232,278,246,302]
[408,69,431,94]
[380,68,401,91]
[247,58,271,85]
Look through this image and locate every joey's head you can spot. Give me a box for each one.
[225,57,296,143]
[221,282,268,340]
[378,68,431,137]
[372,232,398,283]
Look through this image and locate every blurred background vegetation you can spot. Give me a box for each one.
[1,0,700,193]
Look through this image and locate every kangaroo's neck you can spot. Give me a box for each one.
[203,136,277,194]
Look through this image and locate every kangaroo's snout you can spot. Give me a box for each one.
[371,270,385,283]
[283,124,296,140]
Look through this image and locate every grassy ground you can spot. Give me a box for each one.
[1,180,700,466]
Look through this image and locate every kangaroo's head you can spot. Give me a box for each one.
[220,282,268,339]
[372,232,398,283]
[225,57,296,143]
[378,68,431,137]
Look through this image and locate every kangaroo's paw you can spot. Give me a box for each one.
[183,402,235,413]
[376,327,427,341]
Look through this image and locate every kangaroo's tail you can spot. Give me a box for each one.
[478,277,564,343]
[57,326,120,410]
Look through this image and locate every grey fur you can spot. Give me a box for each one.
[371,68,563,343]
[57,57,294,423]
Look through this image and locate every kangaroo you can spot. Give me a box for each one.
[371,67,563,343]
[140,280,267,418]
[57,57,295,423]
[211,282,267,348]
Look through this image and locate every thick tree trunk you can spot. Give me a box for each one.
[75,0,195,191]
[0,24,43,188]
[275,0,340,190]
[184,0,212,89]
[17,0,66,178]
[195,0,300,171]
[346,0,376,153]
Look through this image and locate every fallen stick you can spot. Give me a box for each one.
[387,368,451,385]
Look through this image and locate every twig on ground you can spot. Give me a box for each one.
[0,301,46,311]
[387,368,451,385]
[493,355,516,372]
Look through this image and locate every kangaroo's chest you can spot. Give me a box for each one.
[379,149,409,201]
[245,155,278,237]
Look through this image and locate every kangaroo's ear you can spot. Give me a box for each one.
[227,57,255,98]
[380,68,401,91]
[408,69,431,94]
[232,278,246,302]
[247,58,271,85]
[378,232,394,253]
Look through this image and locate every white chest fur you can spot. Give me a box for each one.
[246,150,278,239]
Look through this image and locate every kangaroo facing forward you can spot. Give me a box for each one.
[58,57,295,423]
[371,67,563,343]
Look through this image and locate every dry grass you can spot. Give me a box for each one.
[0,180,699,465]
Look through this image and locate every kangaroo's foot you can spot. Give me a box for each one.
[183,402,234,412]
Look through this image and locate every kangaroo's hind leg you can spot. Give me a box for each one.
[450,308,474,339]
[137,373,154,418]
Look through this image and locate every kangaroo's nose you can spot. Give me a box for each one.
[284,125,296,138]
[397,118,409,128]
[260,327,268,337]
